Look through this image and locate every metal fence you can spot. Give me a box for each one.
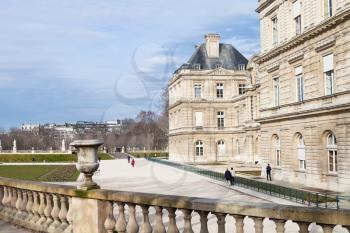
[146,157,350,210]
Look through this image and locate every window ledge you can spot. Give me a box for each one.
[323,172,338,177]
[295,169,306,173]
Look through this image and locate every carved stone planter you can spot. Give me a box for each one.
[70,140,103,190]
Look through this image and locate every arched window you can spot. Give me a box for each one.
[273,135,281,166]
[326,133,337,173]
[217,140,225,156]
[195,141,204,156]
[296,134,306,170]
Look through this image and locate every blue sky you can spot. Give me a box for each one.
[0,0,259,128]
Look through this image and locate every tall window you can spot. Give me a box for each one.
[323,54,334,95]
[274,135,281,166]
[273,77,280,106]
[272,17,278,46]
[295,66,304,102]
[327,133,337,173]
[217,140,225,156]
[239,84,246,95]
[297,134,306,170]
[293,0,302,35]
[216,83,224,98]
[195,112,203,128]
[194,84,202,98]
[195,141,204,156]
[325,0,333,17]
[217,111,224,128]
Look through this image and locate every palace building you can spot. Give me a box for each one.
[168,0,350,192]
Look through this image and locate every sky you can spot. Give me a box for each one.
[0,0,260,129]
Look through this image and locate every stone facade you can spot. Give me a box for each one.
[169,1,350,192]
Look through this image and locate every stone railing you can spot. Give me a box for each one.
[0,139,349,233]
[0,177,349,233]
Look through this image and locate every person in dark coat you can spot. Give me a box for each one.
[224,168,232,184]
[230,167,235,185]
[266,164,272,181]
[127,155,131,163]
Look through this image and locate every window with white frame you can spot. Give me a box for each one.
[295,66,304,102]
[293,0,302,35]
[193,63,201,70]
[195,112,203,128]
[327,133,337,173]
[238,64,246,70]
[217,140,225,156]
[216,83,224,98]
[272,16,278,46]
[216,63,223,69]
[239,84,246,95]
[324,0,333,17]
[273,77,280,106]
[195,140,204,156]
[274,135,281,166]
[194,84,202,98]
[323,54,334,95]
[296,134,306,170]
[217,111,224,128]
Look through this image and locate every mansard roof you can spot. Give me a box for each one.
[175,43,248,72]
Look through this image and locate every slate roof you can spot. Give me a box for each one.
[175,43,248,72]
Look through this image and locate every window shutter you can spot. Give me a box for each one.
[295,66,303,75]
[293,0,301,18]
[323,54,334,72]
[195,112,203,127]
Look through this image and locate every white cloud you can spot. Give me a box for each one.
[224,36,260,58]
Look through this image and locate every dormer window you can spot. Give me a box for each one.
[216,64,223,69]
[193,63,201,70]
[238,64,246,70]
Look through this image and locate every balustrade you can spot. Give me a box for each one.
[0,178,349,233]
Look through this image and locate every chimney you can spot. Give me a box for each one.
[205,34,220,58]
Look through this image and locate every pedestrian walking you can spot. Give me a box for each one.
[230,167,235,185]
[266,164,272,181]
[131,159,135,168]
[127,155,130,163]
[224,168,232,185]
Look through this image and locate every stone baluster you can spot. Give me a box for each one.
[273,219,285,233]
[215,213,226,233]
[182,209,194,233]
[322,224,335,233]
[11,188,18,217]
[115,202,127,233]
[253,217,264,233]
[153,206,166,233]
[37,192,47,226]
[43,193,54,230]
[140,205,152,233]
[127,203,139,233]
[25,191,34,223]
[48,194,61,232]
[167,208,179,233]
[2,186,8,216]
[197,211,209,233]
[6,187,12,217]
[64,197,73,233]
[31,192,40,224]
[296,222,309,233]
[233,215,244,233]
[15,189,23,220]
[104,201,116,233]
[0,185,4,212]
[21,190,28,220]
[58,196,69,231]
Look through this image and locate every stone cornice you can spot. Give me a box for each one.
[256,8,350,64]
[255,0,276,13]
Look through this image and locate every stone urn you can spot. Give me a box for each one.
[70,139,103,190]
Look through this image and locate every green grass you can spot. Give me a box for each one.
[0,153,114,163]
[0,165,79,182]
[129,152,168,158]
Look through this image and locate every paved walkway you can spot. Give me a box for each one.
[0,220,32,233]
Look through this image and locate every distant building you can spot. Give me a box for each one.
[21,124,40,133]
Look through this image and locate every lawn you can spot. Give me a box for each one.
[0,165,79,182]
[0,152,114,163]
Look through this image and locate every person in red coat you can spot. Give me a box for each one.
[131,159,135,167]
